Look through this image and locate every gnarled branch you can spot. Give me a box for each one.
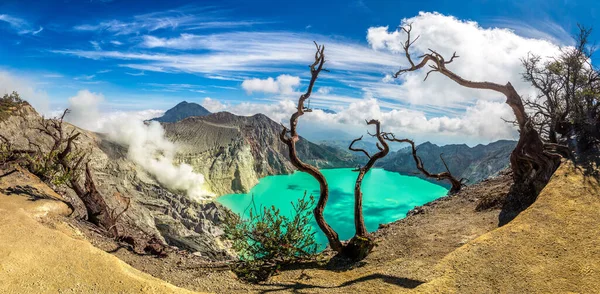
[391,23,561,219]
[383,133,463,194]
[349,119,390,237]
[279,43,343,253]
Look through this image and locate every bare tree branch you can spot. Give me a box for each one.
[384,134,463,194]
[391,23,561,211]
[348,136,371,159]
[351,120,390,236]
[279,43,343,253]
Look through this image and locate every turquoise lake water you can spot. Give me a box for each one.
[217,168,448,249]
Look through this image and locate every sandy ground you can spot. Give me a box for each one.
[416,161,600,293]
[2,161,598,293]
[81,169,512,293]
[0,169,198,294]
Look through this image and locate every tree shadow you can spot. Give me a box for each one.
[259,273,424,293]
[1,185,56,201]
[276,253,369,273]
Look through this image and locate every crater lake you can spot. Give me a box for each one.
[217,168,448,249]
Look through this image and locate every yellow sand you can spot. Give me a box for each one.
[415,161,600,293]
[0,177,200,293]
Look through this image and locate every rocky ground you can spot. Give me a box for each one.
[58,165,514,293]
[2,159,599,293]
[0,167,196,294]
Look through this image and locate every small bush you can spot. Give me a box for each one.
[223,192,317,282]
[24,149,75,186]
[0,91,24,121]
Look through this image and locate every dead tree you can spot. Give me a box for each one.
[344,119,390,260]
[0,134,35,178]
[33,110,133,238]
[383,134,463,193]
[522,25,600,151]
[393,24,561,221]
[348,120,390,236]
[280,42,343,253]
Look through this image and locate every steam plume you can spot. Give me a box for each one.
[65,90,213,201]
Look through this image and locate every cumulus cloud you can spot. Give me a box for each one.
[53,12,570,145]
[0,71,50,114]
[201,97,296,124]
[365,12,563,108]
[201,97,517,145]
[65,91,212,201]
[241,75,300,95]
[303,98,517,143]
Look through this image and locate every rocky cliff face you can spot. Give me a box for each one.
[162,112,357,195]
[380,140,516,187]
[0,105,233,260]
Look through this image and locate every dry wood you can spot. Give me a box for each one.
[393,23,560,213]
[348,120,390,236]
[280,42,343,253]
[383,133,463,193]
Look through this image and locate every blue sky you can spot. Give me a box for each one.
[1,0,599,144]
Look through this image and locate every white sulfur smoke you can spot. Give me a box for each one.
[65,90,213,201]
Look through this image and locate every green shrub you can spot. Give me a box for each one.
[24,149,74,186]
[0,91,24,121]
[223,192,317,282]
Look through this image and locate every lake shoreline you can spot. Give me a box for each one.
[217,168,448,248]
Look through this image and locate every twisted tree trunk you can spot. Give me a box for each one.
[280,43,343,253]
[348,120,390,237]
[393,24,561,222]
[343,120,390,261]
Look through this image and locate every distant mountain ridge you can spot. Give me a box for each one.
[318,139,516,186]
[159,105,357,195]
[158,101,515,192]
[380,140,517,187]
[151,101,211,123]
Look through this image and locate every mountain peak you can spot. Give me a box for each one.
[151,101,211,123]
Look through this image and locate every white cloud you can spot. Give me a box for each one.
[90,41,102,51]
[0,14,43,35]
[73,8,268,35]
[64,90,105,131]
[43,73,63,78]
[53,31,399,74]
[199,97,516,145]
[125,71,145,76]
[365,12,563,108]
[52,12,572,145]
[201,97,296,124]
[74,74,95,81]
[242,75,300,95]
[317,87,332,95]
[0,71,50,114]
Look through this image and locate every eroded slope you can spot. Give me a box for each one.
[415,161,600,293]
